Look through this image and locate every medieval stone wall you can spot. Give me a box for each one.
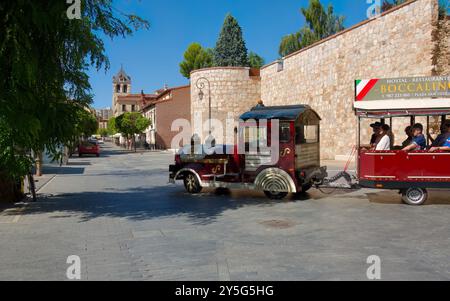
[260,0,439,159]
[190,67,261,143]
[434,18,450,76]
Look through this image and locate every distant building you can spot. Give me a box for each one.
[110,67,191,149]
[95,107,112,130]
[96,108,112,120]
[112,66,157,117]
[142,85,191,150]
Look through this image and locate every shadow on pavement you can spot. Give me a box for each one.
[42,166,85,175]
[19,186,324,225]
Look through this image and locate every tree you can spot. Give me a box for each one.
[279,33,302,59]
[76,110,99,139]
[0,1,148,181]
[98,128,109,138]
[279,0,345,57]
[214,14,249,67]
[179,43,214,79]
[107,117,118,136]
[115,113,151,151]
[248,52,265,69]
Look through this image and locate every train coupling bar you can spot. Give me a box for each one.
[315,171,360,190]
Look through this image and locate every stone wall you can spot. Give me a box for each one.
[261,0,439,160]
[434,18,450,76]
[190,67,261,143]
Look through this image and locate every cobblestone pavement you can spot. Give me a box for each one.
[0,143,449,280]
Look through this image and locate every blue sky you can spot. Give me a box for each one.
[88,0,370,109]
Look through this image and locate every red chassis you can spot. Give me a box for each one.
[359,150,450,189]
[169,105,328,200]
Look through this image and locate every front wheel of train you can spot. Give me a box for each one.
[264,191,288,200]
[401,187,428,206]
[184,173,202,194]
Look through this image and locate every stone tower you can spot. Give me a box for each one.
[112,66,132,116]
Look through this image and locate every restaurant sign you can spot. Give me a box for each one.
[355,76,450,101]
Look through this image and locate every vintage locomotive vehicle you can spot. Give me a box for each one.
[169,105,328,200]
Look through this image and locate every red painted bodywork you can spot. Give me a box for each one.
[171,120,321,192]
[359,149,450,186]
[78,142,100,156]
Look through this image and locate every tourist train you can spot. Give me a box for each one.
[170,77,450,206]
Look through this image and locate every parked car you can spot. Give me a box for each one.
[78,141,100,157]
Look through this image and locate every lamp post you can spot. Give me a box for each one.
[195,77,212,135]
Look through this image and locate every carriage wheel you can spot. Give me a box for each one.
[264,191,288,200]
[401,188,428,206]
[183,173,202,194]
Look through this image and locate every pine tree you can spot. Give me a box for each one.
[214,14,249,67]
[179,43,213,79]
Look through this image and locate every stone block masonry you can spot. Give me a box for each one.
[190,67,261,144]
[189,0,447,159]
[434,18,450,76]
[261,0,439,160]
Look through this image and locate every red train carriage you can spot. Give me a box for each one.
[169,105,328,200]
[355,77,450,205]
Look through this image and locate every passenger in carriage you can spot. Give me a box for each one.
[429,122,450,152]
[428,121,450,148]
[402,123,426,151]
[369,122,382,149]
[375,124,391,151]
[401,126,413,149]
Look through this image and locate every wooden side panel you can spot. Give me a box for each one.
[296,143,320,169]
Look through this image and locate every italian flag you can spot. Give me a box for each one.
[356,79,379,101]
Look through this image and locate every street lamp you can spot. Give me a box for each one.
[195,77,212,135]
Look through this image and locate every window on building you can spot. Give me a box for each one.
[131,104,135,112]
[122,104,126,112]
[123,85,128,93]
[116,84,120,93]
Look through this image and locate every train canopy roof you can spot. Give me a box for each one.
[239,105,321,121]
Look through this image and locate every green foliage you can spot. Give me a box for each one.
[179,43,214,79]
[107,117,118,135]
[439,0,450,18]
[76,110,98,138]
[0,1,148,179]
[115,113,151,138]
[279,33,302,59]
[98,128,109,137]
[248,52,265,69]
[279,0,345,57]
[214,14,249,67]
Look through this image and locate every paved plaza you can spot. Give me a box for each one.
[0,143,449,280]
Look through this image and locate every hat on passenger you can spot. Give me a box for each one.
[370,122,383,128]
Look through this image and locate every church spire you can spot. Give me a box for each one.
[113,65,131,84]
